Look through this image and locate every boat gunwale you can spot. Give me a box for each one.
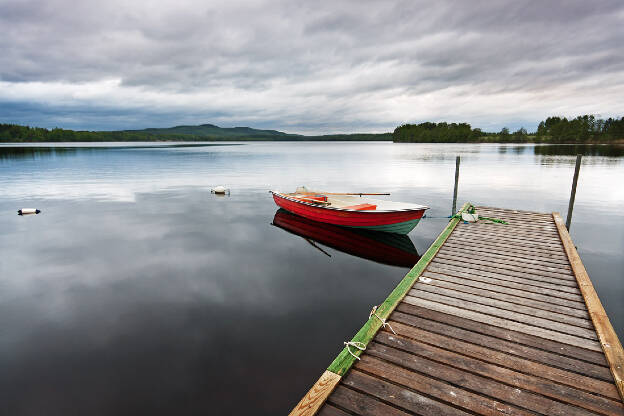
[270,191,429,213]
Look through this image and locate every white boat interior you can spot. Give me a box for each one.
[277,189,429,212]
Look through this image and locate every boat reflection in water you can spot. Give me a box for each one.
[272,209,420,268]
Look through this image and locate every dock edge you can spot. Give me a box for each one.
[553,212,624,402]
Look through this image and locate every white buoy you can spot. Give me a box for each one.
[18,208,41,215]
[211,186,230,195]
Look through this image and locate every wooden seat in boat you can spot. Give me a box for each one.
[341,203,377,211]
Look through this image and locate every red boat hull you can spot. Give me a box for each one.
[271,192,426,234]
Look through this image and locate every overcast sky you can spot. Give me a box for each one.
[1,0,623,134]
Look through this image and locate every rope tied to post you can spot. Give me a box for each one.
[369,305,397,335]
[341,306,397,361]
[343,341,366,360]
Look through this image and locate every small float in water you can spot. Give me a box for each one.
[270,186,428,235]
[211,186,230,195]
[18,208,41,215]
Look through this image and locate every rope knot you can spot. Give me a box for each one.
[369,305,397,335]
[343,341,366,360]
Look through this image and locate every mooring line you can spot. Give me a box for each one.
[343,341,366,360]
[369,305,397,335]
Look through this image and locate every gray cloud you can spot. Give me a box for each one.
[0,0,623,133]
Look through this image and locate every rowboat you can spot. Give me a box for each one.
[269,187,428,234]
[272,209,420,267]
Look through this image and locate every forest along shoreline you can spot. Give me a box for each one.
[1,114,623,144]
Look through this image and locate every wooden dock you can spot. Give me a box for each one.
[290,204,624,416]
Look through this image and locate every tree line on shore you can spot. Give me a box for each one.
[0,125,180,142]
[393,115,624,143]
[1,114,623,143]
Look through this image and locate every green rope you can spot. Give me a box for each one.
[478,216,508,224]
[448,205,509,224]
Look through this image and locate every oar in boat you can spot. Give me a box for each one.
[299,192,391,196]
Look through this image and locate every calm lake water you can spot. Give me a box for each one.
[1,142,622,415]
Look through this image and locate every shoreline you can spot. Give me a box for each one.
[1,139,623,145]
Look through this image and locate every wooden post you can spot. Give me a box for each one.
[452,156,460,216]
[566,155,582,230]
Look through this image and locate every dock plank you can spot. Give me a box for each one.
[426,263,586,302]
[429,259,581,293]
[411,282,593,328]
[404,292,599,341]
[391,308,612,380]
[452,229,564,247]
[341,370,474,416]
[373,332,624,415]
[447,233,568,253]
[420,272,590,317]
[317,405,351,416]
[326,385,411,416]
[385,321,620,400]
[366,341,602,416]
[441,241,572,265]
[395,303,609,365]
[355,355,533,416]
[445,235,570,259]
[402,295,602,350]
[435,250,575,279]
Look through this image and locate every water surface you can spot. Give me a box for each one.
[1,142,622,415]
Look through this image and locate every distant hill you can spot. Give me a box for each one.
[128,124,392,141]
[0,122,392,142]
[126,123,304,140]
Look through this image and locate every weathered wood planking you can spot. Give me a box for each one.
[293,205,624,415]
